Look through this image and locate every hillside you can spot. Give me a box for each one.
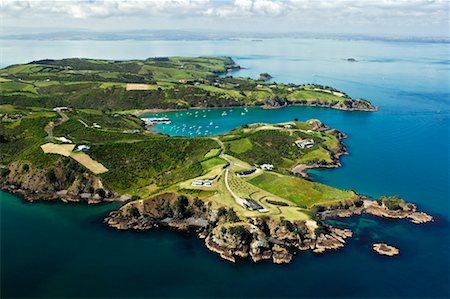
[0,56,376,111]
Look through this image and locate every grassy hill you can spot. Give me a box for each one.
[221,122,344,172]
[0,104,359,221]
[0,56,376,111]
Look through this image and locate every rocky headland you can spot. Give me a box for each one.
[105,191,432,264]
[318,197,433,224]
[105,192,353,264]
[0,161,124,204]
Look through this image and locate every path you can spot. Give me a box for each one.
[45,111,69,139]
[212,137,246,207]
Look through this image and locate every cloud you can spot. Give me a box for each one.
[1,0,448,36]
[1,0,447,20]
[1,0,212,18]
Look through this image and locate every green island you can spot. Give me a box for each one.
[0,57,431,263]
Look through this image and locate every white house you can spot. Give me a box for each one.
[92,123,102,129]
[55,137,72,143]
[53,107,69,112]
[295,139,315,149]
[192,179,213,187]
[76,145,90,152]
[260,164,275,171]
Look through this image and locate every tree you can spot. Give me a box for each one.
[22,164,30,172]
[95,188,106,198]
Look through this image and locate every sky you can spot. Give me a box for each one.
[1,0,449,38]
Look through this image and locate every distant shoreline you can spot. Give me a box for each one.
[136,102,378,118]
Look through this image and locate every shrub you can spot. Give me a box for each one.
[226,208,240,222]
[217,207,227,217]
[0,168,10,177]
[22,164,30,172]
[129,206,140,218]
[228,225,252,242]
[95,188,106,198]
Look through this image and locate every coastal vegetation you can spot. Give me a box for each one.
[0,56,376,111]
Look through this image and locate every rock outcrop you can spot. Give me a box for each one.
[373,243,399,256]
[105,193,353,264]
[319,198,433,224]
[0,160,120,203]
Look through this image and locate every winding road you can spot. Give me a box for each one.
[45,110,69,140]
[212,137,246,207]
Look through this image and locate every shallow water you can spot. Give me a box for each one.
[1,38,449,298]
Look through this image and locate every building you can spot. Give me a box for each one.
[295,139,315,149]
[92,123,102,129]
[192,179,213,187]
[76,145,90,152]
[236,169,257,177]
[55,137,72,143]
[53,107,69,112]
[242,198,269,213]
[260,164,274,171]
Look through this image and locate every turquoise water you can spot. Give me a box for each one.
[1,38,449,298]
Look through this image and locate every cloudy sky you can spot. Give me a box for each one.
[2,0,449,37]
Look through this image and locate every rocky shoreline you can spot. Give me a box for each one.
[104,192,433,264]
[135,97,377,118]
[104,192,354,264]
[1,184,127,204]
[0,161,126,204]
[319,199,433,224]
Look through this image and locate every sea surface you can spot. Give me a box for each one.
[1,38,449,298]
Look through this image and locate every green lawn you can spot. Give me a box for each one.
[228,138,253,154]
[298,146,333,164]
[249,172,357,208]
[204,148,221,159]
[201,157,227,172]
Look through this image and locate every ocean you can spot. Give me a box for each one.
[1,37,449,298]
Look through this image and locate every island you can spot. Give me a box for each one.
[373,243,400,256]
[0,56,430,264]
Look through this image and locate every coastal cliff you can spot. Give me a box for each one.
[264,96,377,112]
[105,192,354,264]
[0,160,122,203]
[105,192,432,263]
[319,196,433,224]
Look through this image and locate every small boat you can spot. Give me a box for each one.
[221,111,227,116]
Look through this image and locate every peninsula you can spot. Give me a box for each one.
[0,56,376,111]
[0,56,430,264]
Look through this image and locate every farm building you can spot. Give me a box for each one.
[295,139,315,149]
[236,169,257,177]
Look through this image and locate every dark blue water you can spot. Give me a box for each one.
[1,38,449,298]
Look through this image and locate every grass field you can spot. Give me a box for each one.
[249,172,357,208]
[228,138,253,154]
[41,143,75,157]
[204,148,221,159]
[70,152,108,174]
[201,157,227,172]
